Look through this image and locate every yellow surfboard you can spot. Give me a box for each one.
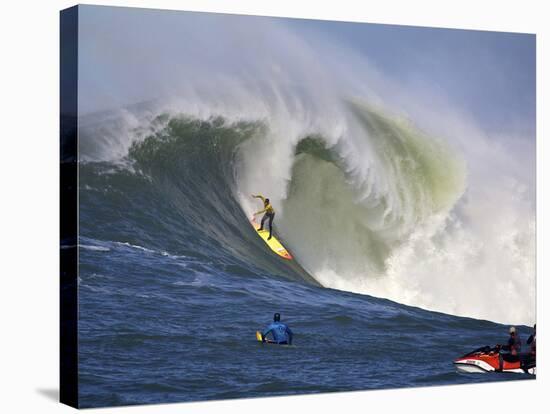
[251,221,293,260]
[255,331,278,344]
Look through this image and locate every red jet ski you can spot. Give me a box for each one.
[453,346,536,375]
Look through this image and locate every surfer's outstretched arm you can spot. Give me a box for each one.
[252,194,266,202]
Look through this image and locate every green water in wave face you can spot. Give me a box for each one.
[129,115,262,176]
[283,153,391,274]
[352,103,466,216]
[280,103,466,282]
[118,115,316,284]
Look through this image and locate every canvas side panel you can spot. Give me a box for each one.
[60,5,79,408]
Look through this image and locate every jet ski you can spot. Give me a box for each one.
[453,346,536,375]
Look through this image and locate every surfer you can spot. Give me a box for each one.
[252,194,275,240]
[261,313,293,345]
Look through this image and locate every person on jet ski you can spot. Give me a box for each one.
[497,326,522,371]
[498,326,522,355]
[518,324,537,369]
[261,313,293,345]
[527,324,536,355]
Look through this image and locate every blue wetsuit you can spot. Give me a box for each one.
[263,322,293,344]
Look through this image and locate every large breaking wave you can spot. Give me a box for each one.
[79,97,534,325]
[78,9,535,325]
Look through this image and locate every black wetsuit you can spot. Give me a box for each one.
[260,212,275,238]
[527,333,536,353]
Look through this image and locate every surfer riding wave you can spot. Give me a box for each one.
[252,194,275,240]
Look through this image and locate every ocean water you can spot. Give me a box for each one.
[76,112,535,408]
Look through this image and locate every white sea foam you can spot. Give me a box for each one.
[79,244,111,252]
